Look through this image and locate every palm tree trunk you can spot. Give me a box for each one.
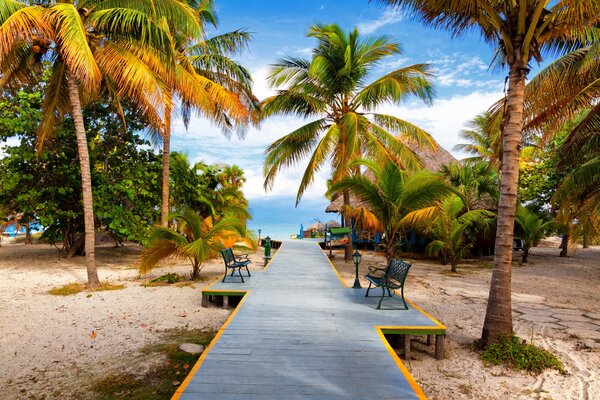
[343,189,353,262]
[480,62,527,346]
[522,246,529,263]
[161,98,173,227]
[450,261,457,273]
[67,72,100,288]
[560,232,569,257]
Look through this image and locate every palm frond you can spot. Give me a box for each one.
[45,3,101,90]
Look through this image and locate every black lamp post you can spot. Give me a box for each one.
[352,250,362,289]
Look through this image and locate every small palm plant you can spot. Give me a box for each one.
[140,209,254,280]
[330,159,455,262]
[405,195,495,272]
[514,207,554,263]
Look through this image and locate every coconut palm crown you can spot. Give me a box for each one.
[262,23,437,204]
[262,23,437,261]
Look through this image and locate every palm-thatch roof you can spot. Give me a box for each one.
[325,219,341,228]
[325,142,457,213]
[306,221,326,232]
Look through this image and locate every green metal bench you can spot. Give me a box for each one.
[365,259,411,310]
[220,248,251,283]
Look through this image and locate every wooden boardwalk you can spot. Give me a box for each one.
[173,241,445,399]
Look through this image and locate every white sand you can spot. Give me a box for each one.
[333,243,600,400]
[1,240,599,399]
[0,242,263,398]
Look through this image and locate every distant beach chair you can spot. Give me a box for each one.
[365,259,411,310]
[220,248,251,283]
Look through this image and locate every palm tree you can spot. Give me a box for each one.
[441,160,498,211]
[408,195,495,272]
[381,0,600,346]
[0,0,200,287]
[139,208,254,280]
[552,156,600,254]
[158,1,257,226]
[454,112,501,167]
[262,23,437,261]
[330,159,454,262]
[220,165,246,190]
[514,207,553,263]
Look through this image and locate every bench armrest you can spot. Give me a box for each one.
[367,265,386,275]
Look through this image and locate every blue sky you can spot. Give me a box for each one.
[172,1,544,235]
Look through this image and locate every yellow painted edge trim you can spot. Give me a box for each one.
[320,243,349,288]
[375,327,428,400]
[262,242,282,271]
[378,325,445,331]
[176,245,283,398]
[406,299,446,330]
[171,293,250,399]
[201,245,282,294]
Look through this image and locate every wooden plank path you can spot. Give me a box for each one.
[173,241,445,399]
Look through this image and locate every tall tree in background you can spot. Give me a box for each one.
[158,0,258,226]
[0,0,200,287]
[382,0,600,346]
[262,23,436,261]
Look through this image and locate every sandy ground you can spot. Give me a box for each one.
[1,239,599,400]
[0,240,265,399]
[332,242,600,400]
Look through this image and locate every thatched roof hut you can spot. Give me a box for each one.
[325,219,341,228]
[326,141,457,213]
[307,221,326,232]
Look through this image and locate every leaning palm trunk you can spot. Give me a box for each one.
[161,102,172,227]
[66,72,100,288]
[481,63,527,345]
[343,189,353,262]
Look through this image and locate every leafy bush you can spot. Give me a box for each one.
[150,273,181,284]
[481,334,565,374]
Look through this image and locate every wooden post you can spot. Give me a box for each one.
[223,296,229,309]
[435,335,445,360]
[201,295,208,308]
[427,334,433,346]
[403,335,411,360]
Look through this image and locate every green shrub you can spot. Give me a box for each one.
[150,273,181,284]
[481,334,565,374]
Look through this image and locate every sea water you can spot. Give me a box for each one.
[246,222,303,241]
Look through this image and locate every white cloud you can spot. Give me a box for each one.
[375,56,411,72]
[425,51,496,89]
[357,9,403,34]
[376,90,503,156]
[170,62,503,207]
[250,65,276,101]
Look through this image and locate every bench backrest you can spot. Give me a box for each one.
[220,248,235,266]
[386,259,411,285]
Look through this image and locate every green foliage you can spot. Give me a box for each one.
[515,207,554,262]
[331,160,455,261]
[150,273,181,284]
[407,195,496,272]
[169,153,249,220]
[0,92,162,250]
[48,281,125,296]
[262,23,437,204]
[140,208,254,280]
[441,159,498,210]
[481,334,565,374]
